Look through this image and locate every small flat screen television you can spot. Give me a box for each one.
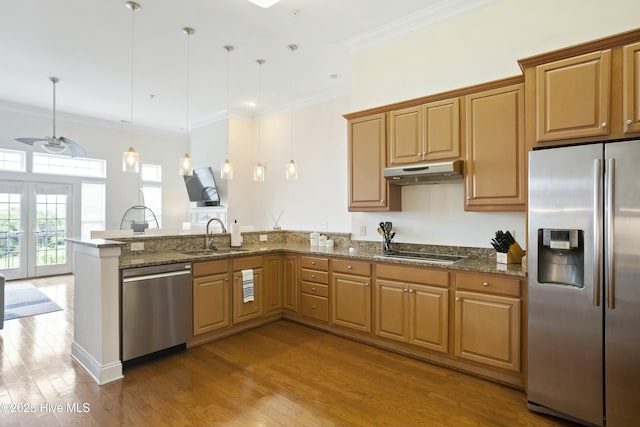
[183,167,221,206]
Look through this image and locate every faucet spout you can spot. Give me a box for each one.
[205,218,227,250]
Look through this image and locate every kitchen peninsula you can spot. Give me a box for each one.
[68,229,526,388]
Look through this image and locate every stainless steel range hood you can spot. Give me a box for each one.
[383,160,463,185]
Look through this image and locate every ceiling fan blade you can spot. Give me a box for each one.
[15,137,46,145]
[59,136,86,157]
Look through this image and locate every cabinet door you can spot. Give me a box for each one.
[233,268,263,324]
[193,273,230,335]
[623,41,640,134]
[264,255,283,314]
[348,114,400,211]
[331,273,371,333]
[536,50,611,142]
[374,279,409,342]
[454,291,520,372]
[409,284,449,353]
[465,83,526,211]
[389,106,422,164]
[283,255,298,312]
[423,98,460,161]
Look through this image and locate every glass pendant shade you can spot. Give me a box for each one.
[286,159,298,180]
[247,0,280,7]
[221,159,233,180]
[179,153,192,176]
[253,162,265,182]
[123,147,139,173]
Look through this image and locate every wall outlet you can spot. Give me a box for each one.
[259,234,268,242]
[359,225,367,236]
[131,242,144,251]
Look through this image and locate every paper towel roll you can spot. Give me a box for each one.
[231,220,242,247]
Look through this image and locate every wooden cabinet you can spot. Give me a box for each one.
[464,83,526,211]
[192,259,231,336]
[264,254,283,315]
[232,256,263,324]
[375,264,450,353]
[331,259,371,333]
[454,272,521,372]
[299,256,329,322]
[347,113,401,212]
[623,41,640,134]
[389,98,460,165]
[283,254,298,312]
[535,50,612,142]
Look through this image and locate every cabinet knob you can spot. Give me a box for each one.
[380,199,385,203]
[311,274,316,279]
[627,119,634,125]
[456,297,461,301]
[601,122,608,128]
[403,288,408,292]
[482,282,489,287]
[311,261,316,265]
[347,265,352,269]
[312,305,316,309]
[364,282,369,287]
[312,287,316,292]
[409,289,414,293]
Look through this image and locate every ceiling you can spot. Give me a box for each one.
[0,0,493,134]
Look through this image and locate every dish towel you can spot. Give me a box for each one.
[241,269,254,303]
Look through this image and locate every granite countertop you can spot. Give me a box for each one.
[120,243,526,277]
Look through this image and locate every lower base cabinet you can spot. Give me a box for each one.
[454,273,521,372]
[331,259,372,333]
[192,259,231,336]
[232,256,263,324]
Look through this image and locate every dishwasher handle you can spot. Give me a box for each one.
[122,269,191,283]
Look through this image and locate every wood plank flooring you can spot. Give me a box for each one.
[0,275,575,426]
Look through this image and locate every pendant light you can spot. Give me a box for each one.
[179,26,195,176]
[220,45,234,180]
[122,1,140,173]
[285,44,298,180]
[253,59,266,182]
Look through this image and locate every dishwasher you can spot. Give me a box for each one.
[121,262,192,366]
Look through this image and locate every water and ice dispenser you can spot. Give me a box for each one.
[537,229,584,288]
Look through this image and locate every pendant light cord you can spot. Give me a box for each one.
[52,78,57,137]
[183,28,194,133]
[129,4,135,124]
[288,44,297,160]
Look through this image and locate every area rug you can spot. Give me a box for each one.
[4,283,63,321]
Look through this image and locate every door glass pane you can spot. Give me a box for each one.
[0,192,21,269]
[36,193,67,266]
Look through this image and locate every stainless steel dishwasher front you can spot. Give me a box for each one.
[121,262,192,365]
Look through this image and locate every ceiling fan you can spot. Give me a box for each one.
[15,76,86,157]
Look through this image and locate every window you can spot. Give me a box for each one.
[33,153,106,178]
[81,182,106,239]
[0,191,21,269]
[0,149,26,172]
[141,164,162,227]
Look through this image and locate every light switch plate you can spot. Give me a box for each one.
[259,234,268,242]
[359,225,366,236]
[131,242,144,251]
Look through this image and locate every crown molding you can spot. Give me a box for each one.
[345,0,496,52]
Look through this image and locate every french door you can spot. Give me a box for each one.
[0,181,73,280]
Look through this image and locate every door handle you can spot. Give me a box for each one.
[605,158,615,309]
[593,159,602,307]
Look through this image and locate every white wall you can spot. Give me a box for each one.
[346,0,640,248]
[0,103,190,231]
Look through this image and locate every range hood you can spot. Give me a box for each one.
[383,160,463,185]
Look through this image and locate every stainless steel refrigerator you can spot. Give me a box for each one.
[528,140,640,426]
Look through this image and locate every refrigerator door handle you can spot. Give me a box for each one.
[594,158,602,307]
[605,158,615,309]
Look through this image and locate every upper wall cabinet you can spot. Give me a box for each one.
[347,113,401,212]
[535,50,611,142]
[464,83,526,211]
[388,98,460,165]
[519,29,640,148]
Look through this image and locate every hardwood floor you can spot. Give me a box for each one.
[0,275,575,426]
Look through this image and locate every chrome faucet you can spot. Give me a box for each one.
[205,218,227,250]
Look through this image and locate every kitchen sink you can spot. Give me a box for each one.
[374,251,467,265]
[180,248,249,256]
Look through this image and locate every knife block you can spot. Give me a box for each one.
[496,242,525,264]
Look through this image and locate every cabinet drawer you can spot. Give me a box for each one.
[332,258,370,276]
[232,255,263,271]
[192,259,228,277]
[455,272,520,297]
[301,282,329,297]
[300,256,329,271]
[300,269,329,285]
[300,294,328,322]
[376,263,449,287]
